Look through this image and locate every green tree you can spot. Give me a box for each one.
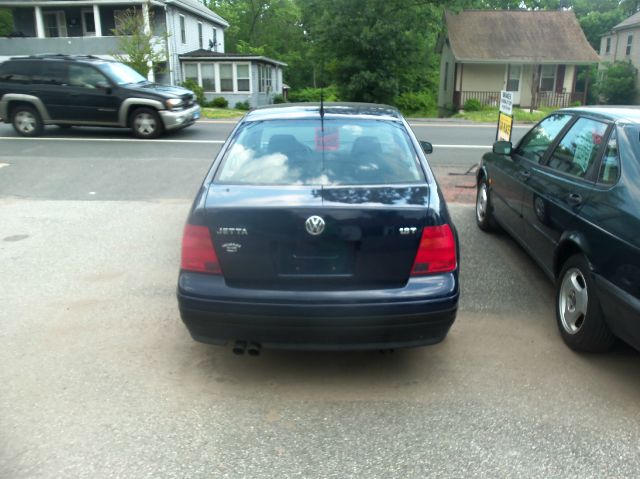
[0,7,13,36]
[300,0,446,103]
[209,0,312,87]
[597,61,638,104]
[111,7,169,79]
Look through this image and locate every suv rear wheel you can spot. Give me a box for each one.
[12,105,43,137]
[130,107,163,139]
[556,254,615,352]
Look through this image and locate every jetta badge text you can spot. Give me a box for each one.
[305,216,325,236]
[216,227,248,236]
[399,227,418,235]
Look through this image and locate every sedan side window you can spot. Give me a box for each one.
[547,118,608,180]
[515,114,573,163]
[598,130,620,185]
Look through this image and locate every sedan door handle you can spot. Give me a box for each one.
[567,193,583,206]
[517,169,531,180]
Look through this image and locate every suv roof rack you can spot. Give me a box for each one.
[10,54,105,61]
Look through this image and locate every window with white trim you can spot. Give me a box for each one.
[81,9,96,36]
[212,28,218,51]
[259,64,272,93]
[220,63,233,92]
[627,34,633,56]
[236,64,250,92]
[201,63,215,91]
[179,15,186,44]
[184,63,198,83]
[198,22,203,49]
[605,37,611,54]
[539,65,556,92]
[43,11,67,37]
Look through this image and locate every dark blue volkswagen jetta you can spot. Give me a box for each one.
[177,103,459,352]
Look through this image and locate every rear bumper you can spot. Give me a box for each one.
[177,272,459,350]
[594,274,640,350]
[159,104,200,131]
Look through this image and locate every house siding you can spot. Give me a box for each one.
[167,5,225,84]
[460,64,505,92]
[437,41,456,111]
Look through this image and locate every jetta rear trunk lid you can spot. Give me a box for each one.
[203,184,431,290]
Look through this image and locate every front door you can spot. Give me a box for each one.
[494,113,573,242]
[65,64,120,124]
[507,65,522,105]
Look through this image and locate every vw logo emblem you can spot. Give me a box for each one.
[305,215,325,236]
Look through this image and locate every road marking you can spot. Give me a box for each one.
[196,119,531,129]
[410,123,530,129]
[0,137,225,144]
[0,163,9,169]
[0,136,490,149]
[433,144,490,149]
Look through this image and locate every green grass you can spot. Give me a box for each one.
[400,108,439,119]
[201,108,247,119]
[453,107,556,123]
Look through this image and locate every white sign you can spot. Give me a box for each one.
[500,91,513,116]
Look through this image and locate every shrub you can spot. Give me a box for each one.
[287,86,339,102]
[463,98,483,112]
[234,100,250,111]
[570,100,582,107]
[596,61,638,105]
[180,79,204,105]
[210,96,229,108]
[273,94,286,104]
[394,90,436,114]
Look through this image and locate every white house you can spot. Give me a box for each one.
[437,10,600,112]
[0,0,286,106]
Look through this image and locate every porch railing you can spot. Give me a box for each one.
[454,91,501,109]
[537,91,585,108]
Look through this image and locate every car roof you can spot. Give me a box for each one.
[559,106,640,124]
[245,102,403,122]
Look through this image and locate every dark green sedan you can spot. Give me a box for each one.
[476,107,640,353]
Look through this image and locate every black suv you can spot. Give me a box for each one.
[0,54,200,139]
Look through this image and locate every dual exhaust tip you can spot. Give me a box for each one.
[232,340,261,356]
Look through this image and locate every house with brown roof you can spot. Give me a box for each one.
[599,12,640,99]
[437,10,600,112]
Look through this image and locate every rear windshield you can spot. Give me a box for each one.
[214,119,425,185]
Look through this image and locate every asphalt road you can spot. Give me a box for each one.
[1,120,639,478]
[0,120,527,201]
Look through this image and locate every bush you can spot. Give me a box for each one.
[596,61,638,105]
[180,79,204,106]
[463,98,483,112]
[210,96,229,108]
[287,86,339,102]
[273,94,286,104]
[394,90,436,114]
[234,100,250,111]
[570,100,582,107]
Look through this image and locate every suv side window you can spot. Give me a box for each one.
[597,129,620,185]
[546,117,608,180]
[0,61,39,83]
[515,114,573,164]
[32,61,68,86]
[68,64,108,89]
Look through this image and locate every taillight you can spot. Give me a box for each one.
[411,224,457,275]
[181,224,221,274]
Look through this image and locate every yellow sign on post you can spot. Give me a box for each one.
[496,90,514,142]
[497,112,513,142]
